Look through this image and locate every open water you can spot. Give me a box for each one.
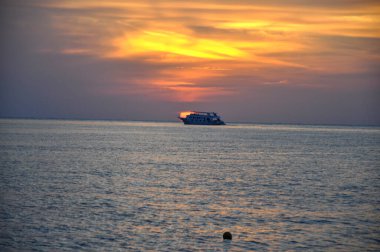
[0,119,379,251]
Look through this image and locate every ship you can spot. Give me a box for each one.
[178,111,226,125]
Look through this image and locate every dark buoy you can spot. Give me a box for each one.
[223,232,232,240]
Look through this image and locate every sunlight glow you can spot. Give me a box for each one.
[41,0,380,102]
[111,30,246,60]
[179,111,194,118]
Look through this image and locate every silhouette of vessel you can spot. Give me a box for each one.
[178,111,225,125]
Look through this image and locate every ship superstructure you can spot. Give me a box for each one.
[178,111,225,125]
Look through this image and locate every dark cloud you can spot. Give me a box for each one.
[0,3,174,120]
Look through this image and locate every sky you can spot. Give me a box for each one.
[1,0,379,125]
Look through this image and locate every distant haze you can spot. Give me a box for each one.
[1,0,379,125]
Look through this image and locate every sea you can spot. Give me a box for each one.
[0,119,379,251]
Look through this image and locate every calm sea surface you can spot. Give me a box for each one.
[0,119,379,251]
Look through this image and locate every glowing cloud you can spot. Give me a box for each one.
[110,30,246,61]
[36,0,380,102]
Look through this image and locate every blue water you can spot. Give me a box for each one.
[0,119,379,251]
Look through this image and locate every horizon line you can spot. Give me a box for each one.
[1,116,379,128]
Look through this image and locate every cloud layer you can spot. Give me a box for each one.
[1,0,379,124]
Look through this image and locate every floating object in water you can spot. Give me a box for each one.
[178,111,226,125]
[223,232,232,240]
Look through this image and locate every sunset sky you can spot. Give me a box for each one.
[1,0,379,125]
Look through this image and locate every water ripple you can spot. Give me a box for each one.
[1,119,379,251]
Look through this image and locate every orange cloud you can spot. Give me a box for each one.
[110,30,246,61]
[40,0,380,102]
